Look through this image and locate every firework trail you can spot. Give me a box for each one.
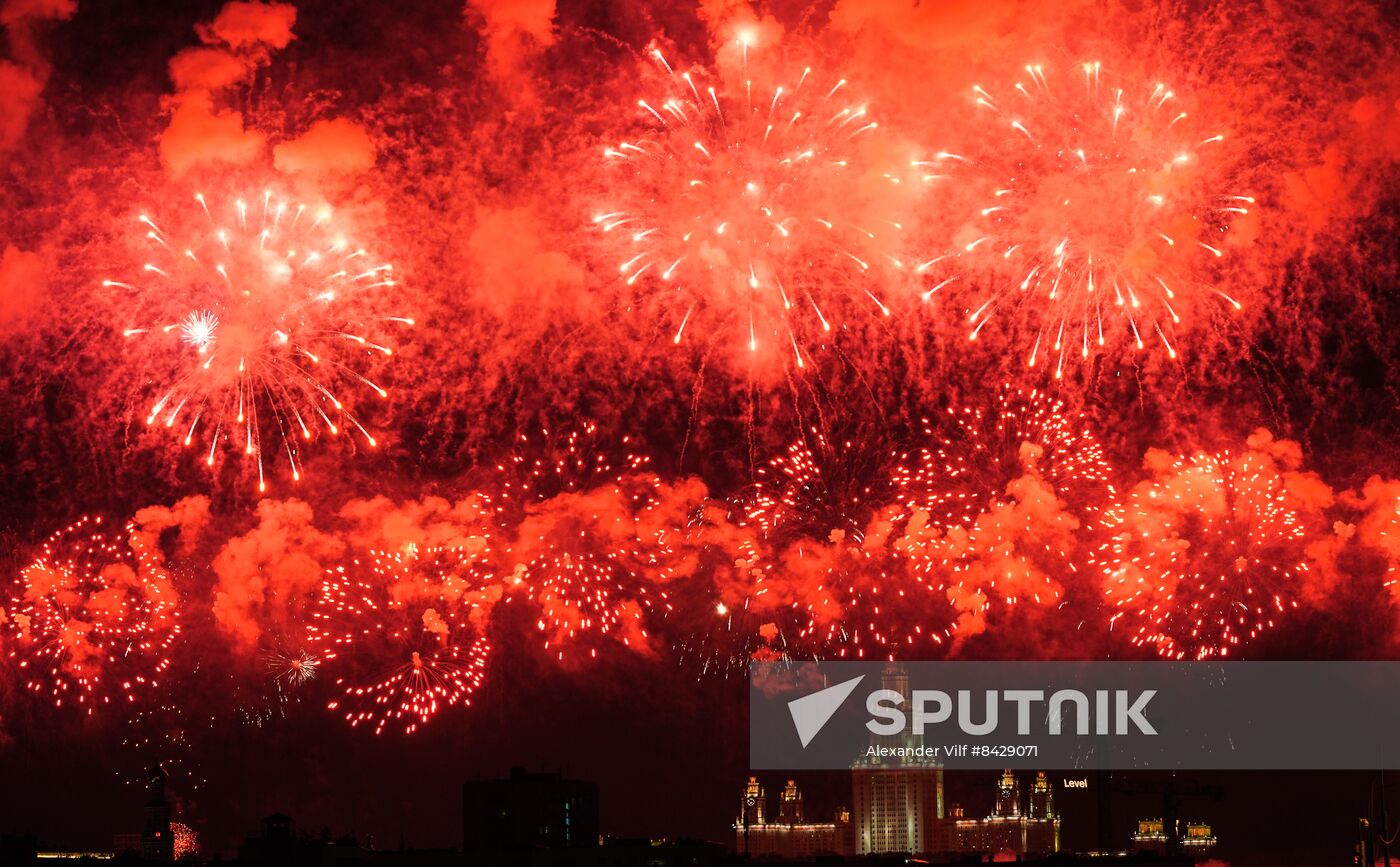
[306,548,497,735]
[1094,448,1308,659]
[494,425,679,660]
[592,42,904,370]
[924,62,1251,374]
[108,190,412,492]
[3,516,181,715]
[891,386,1117,638]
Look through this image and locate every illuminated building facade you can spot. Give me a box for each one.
[851,766,944,854]
[1133,817,1219,859]
[744,668,1062,859]
[935,770,1060,857]
[734,778,851,857]
[738,769,1062,859]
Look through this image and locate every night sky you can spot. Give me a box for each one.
[1,0,1399,864]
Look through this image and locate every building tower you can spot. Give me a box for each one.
[741,776,767,827]
[993,770,1021,818]
[1030,772,1055,819]
[1027,772,1061,855]
[852,664,945,855]
[777,780,804,823]
[141,765,174,863]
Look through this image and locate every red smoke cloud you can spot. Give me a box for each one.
[273,118,376,178]
[158,3,296,176]
[464,0,557,97]
[211,498,346,651]
[0,245,47,333]
[0,0,75,151]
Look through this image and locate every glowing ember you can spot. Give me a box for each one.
[109,191,413,492]
[2,516,181,715]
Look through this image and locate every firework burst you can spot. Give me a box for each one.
[891,386,1116,636]
[172,822,199,860]
[738,430,951,659]
[262,646,321,690]
[3,516,181,715]
[1093,448,1307,659]
[495,425,677,660]
[927,62,1251,373]
[592,44,904,369]
[108,190,412,492]
[307,548,497,735]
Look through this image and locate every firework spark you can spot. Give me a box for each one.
[745,430,900,542]
[109,191,413,492]
[1094,448,1307,659]
[929,62,1250,373]
[593,44,903,369]
[895,385,1117,529]
[119,705,208,793]
[2,516,181,715]
[307,548,496,735]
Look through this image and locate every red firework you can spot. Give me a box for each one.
[1093,448,1307,659]
[891,386,1116,633]
[107,190,413,492]
[306,548,495,735]
[927,62,1251,373]
[262,646,321,690]
[592,44,903,369]
[739,430,951,659]
[2,516,181,715]
[172,822,199,860]
[495,425,675,660]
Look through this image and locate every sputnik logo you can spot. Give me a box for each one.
[787,675,865,748]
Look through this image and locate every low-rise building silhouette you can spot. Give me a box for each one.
[462,766,599,853]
